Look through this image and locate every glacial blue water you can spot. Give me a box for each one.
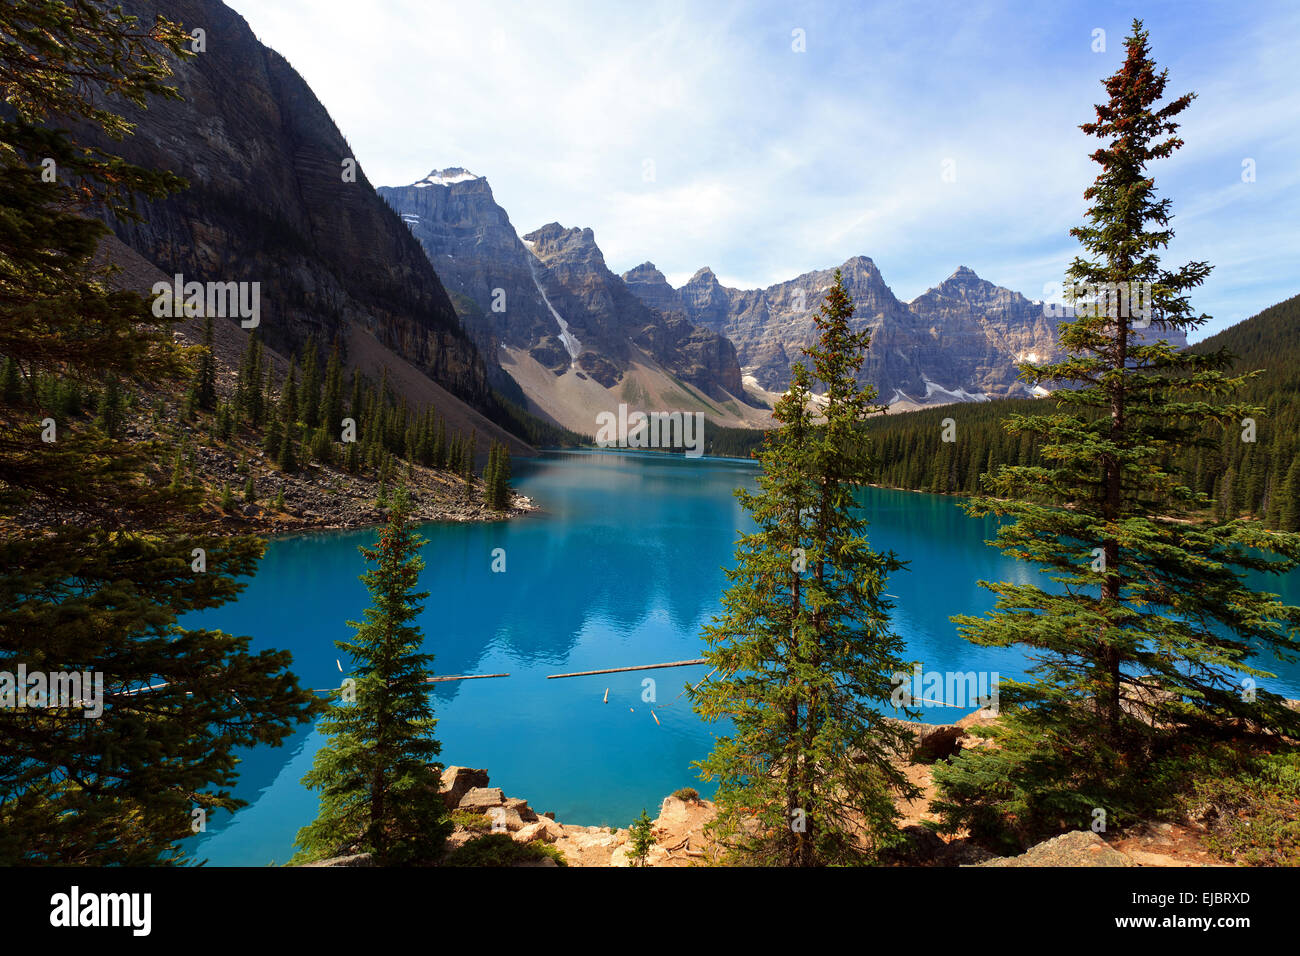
[183,449,1300,865]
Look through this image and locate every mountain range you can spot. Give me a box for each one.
[85,0,1190,446]
[383,167,1188,427]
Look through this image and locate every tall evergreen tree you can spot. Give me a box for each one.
[934,21,1300,846]
[1280,459,1300,533]
[320,338,344,439]
[486,441,512,511]
[690,271,916,866]
[277,360,299,473]
[294,489,449,864]
[433,417,447,470]
[193,314,217,412]
[463,431,477,494]
[0,0,317,864]
[93,375,125,439]
[298,333,321,430]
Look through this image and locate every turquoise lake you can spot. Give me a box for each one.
[183,449,1300,865]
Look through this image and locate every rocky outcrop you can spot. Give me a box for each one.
[976,830,1137,867]
[377,171,565,364]
[440,767,490,809]
[879,718,966,763]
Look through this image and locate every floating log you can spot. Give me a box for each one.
[603,687,609,704]
[422,673,510,684]
[546,659,707,679]
[309,673,510,693]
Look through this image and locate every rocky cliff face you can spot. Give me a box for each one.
[376,170,560,364]
[625,260,1189,405]
[80,0,494,411]
[380,175,744,401]
[907,266,1065,399]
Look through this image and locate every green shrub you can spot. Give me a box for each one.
[673,787,700,803]
[442,833,567,867]
[932,725,1284,856]
[1182,750,1300,866]
[449,810,491,833]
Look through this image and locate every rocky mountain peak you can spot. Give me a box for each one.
[621,262,679,315]
[842,254,879,271]
[623,261,668,283]
[911,266,1008,307]
[523,224,607,274]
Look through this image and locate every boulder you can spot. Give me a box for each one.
[503,797,538,823]
[513,820,562,845]
[977,831,1135,867]
[441,767,490,809]
[457,787,505,812]
[955,707,1000,729]
[493,805,528,832]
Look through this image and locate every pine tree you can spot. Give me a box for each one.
[277,362,299,473]
[298,333,321,430]
[194,314,217,412]
[320,339,344,439]
[310,424,332,465]
[484,443,499,509]
[1,356,20,404]
[1280,459,1300,532]
[627,808,656,867]
[348,369,363,429]
[486,441,512,511]
[294,489,450,864]
[433,417,446,470]
[463,432,477,494]
[93,376,125,439]
[0,1,318,864]
[690,270,916,866]
[933,21,1300,846]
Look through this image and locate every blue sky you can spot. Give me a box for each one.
[225,0,1298,340]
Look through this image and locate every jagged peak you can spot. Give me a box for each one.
[623,261,668,281]
[687,266,718,284]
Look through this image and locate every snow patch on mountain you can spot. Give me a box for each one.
[413,167,481,188]
[525,253,581,361]
[922,379,990,403]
